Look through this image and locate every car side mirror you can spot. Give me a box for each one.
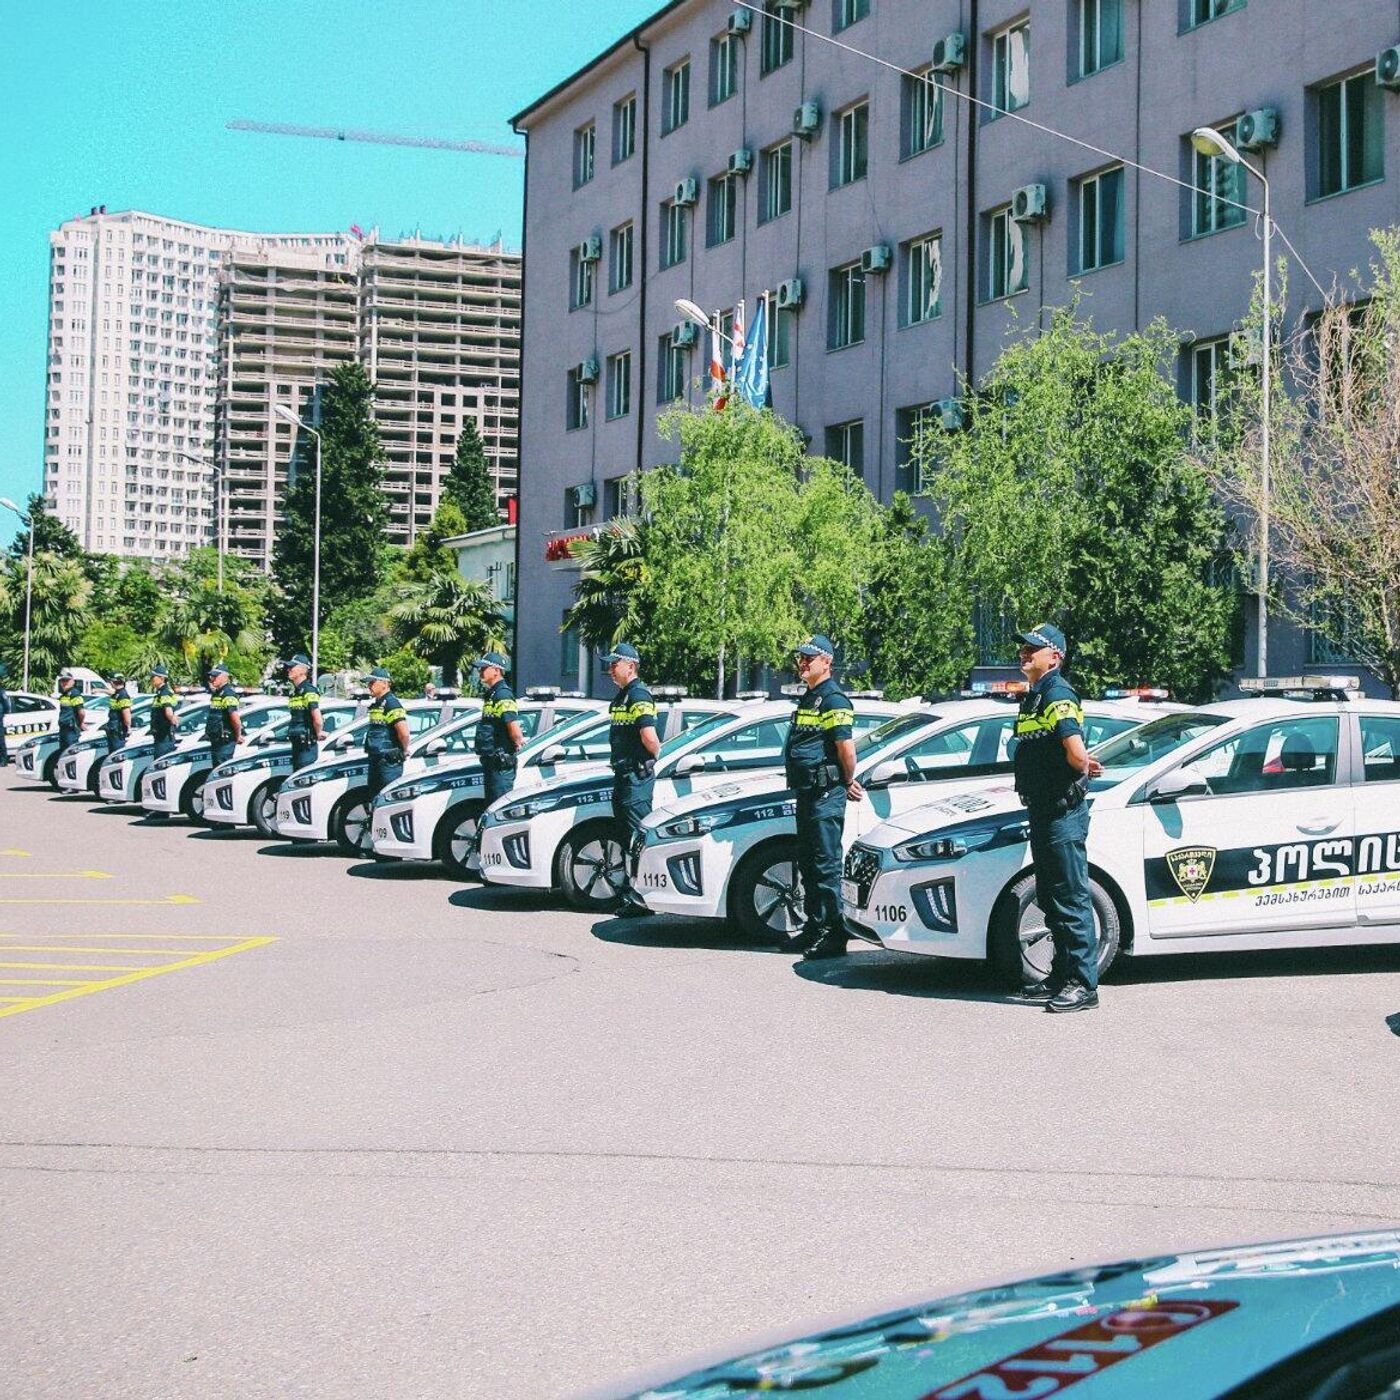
[865,759,906,788]
[674,753,705,776]
[424,739,446,756]
[1149,766,1209,803]
[539,744,565,763]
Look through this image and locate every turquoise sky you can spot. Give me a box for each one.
[0,0,659,523]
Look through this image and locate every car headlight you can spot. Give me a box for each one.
[220,756,274,776]
[655,809,740,841]
[395,772,483,802]
[496,793,563,822]
[893,818,1029,863]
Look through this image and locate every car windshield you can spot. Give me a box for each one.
[520,712,605,759]
[659,712,735,760]
[1089,711,1230,789]
[855,712,937,761]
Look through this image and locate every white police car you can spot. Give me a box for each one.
[55,695,154,796]
[99,698,211,804]
[633,693,1176,942]
[2,691,60,746]
[477,698,907,910]
[843,677,1400,984]
[140,696,292,822]
[271,698,483,853]
[12,694,115,787]
[201,700,361,834]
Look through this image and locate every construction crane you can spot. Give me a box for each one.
[227,119,524,160]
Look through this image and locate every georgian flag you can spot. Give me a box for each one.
[711,317,728,410]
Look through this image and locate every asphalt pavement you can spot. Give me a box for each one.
[1,775,1398,1398]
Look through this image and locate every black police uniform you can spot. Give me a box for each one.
[609,676,657,906]
[104,684,133,756]
[365,690,408,796]
[785,678,854,949]
[287,677,322,771]
[1013,669,1098,991]
[204,686,241,768]
[149,681,178,760]
[475,678,520,806]
[57,688,84,751]
[0,678,9,766]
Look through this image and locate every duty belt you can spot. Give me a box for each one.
[788,761,842,792]
[612,758,655,780]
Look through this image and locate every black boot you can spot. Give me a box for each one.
[801,929,849,962]
[1046,981,1099,1013]
[1014,977,1063,1004]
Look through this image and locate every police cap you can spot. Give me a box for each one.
[600,642,640,665]
[151,664,169,678]
[208,663,230,679]
[795,635,835,659]
[473,652,510,673]
[366,666,392,682]
[285,653,312,670]
[1014,623,1067,655]
[58,668,74,680]
[111,673,126,684]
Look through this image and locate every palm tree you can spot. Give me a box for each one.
[564,517,650,651]
[4,553,91,685]
[388,573,504,687]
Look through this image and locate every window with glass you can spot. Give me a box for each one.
[609,222,634,293]
[658,333,688,402]
[1192,127,1247,235]
[612,94,637,164]
[569,247,594,310]
[760,141,793,222]
[903,232,943,326]
[768,302,794,369]
[573,123,595,188]
[829,262,866,348]
[761,1,794,74]
[566,368,589,431]
[663,59,691,134]
[983,206,1027,300]
[901,70,944,158]
[708,173,738,247]
[604,473,640,517]
[1360,715,1400,784]
[1183,716,1340,796]
[897,403,937,489]
[661,200,689,269]
[1306,589,1364,666]
[605,351,631,420]
[710,32,740,106]
[1314,71,1384,200]
[825,419,865,473]
[833,100,869,188]
[835,0,870,31]
[1077,0,1123,78]
[1187,337,1228,426]
[1074,166,1125,273]
[991,21,1030,115]
[1185,0,1244,29]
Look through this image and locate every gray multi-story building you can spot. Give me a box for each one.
[510,0,1400,692]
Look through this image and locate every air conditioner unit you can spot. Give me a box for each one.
[728,147,754,176]
[727,8,752,34]
[673,176,699,207]
[934,397,967,431]
[931,32,967,73]
[861,244,893,274]
[575,357,600,384]
[1234,108,1280,152]
[577,235,602,263]
[775,277,805,310]
[671,321,698,348]
[570,482,596,509]
[1377,45,1400,90]
[793,101,822,139]
[1011,183,1049,223]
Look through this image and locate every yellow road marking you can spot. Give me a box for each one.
[0,931,233,941]
[0,945,203,956]
[0,870,113,880]
[0,849,31,857]
[0,978,97,986]
[0,937,274,1020]
[0,894,201,906]
[0,961,156,972]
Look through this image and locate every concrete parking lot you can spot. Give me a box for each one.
[1,777,1398,1398]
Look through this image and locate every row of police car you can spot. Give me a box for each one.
[10,671,1400,985]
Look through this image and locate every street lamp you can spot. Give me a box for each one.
[675,298,737,347]
[273,403,323,678]
[178,452,225,592]
[0,497,34,692]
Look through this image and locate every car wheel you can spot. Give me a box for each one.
[87,763,103,797]
[434,804,485,880]
[43,754,59,789]
[179,774,212,826]
[250,779,280,838]
[556,823,626,912]
[332,789,373,857]
[988,870,1123,988]
[730,840,806,945]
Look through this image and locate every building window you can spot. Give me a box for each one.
[991,20,1030,115]
[1074,166,1125,273]
[566,367,590,431]
[661,200,689,269]
[710,32,740,106]
[902,232,943,327]
[1184,0,1244,29]
[604,473,641,517]
[768,301,794,369]
[832,100,869,188]
[569,245,595,309]
[658,333,688,401]
[761,1,794,74]
[983,206,1028,301]
[825,420,865,474]
[1186,336,1229,430]
[1314,71,1384,200]
[609,222,634,293]
[707,174,739,247]
[612,94,637,164]
[663,59,691,135]
[1190,125,1247,236]
[573,123,595,188]
[1076,0,1123,78]
[828,262,866,349]
[606,351,632,420]
[897,403,939,490]
[834,0,870,32]
[760,141,793,222]
[901,70,944,159]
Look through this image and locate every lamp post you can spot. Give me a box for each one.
[178,452,225,592]
[274,404,323,678]
[0,497,34,691]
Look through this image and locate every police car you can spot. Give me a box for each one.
[2,690,60,746]
[12,695,115,788]
[140,696,292,823]
[477,698,906,910]
[55,695,154,796]
[633,692,1177,943]
[99,698,211,804]
[271,698,484,854]
[842,677,1400,984]
[201,700,361,835]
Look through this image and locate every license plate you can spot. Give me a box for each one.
[841,879,860,907]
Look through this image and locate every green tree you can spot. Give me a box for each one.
[791,458,883,645]
[147,549,272,684]
[6,494,81,561]
[76,621,147,678]
[402,499,469,584]
[376,644,432,696]
[111,561,163,635]
[564,517,651,652]
[388,572,505,688]
[269,362,389,655]
[915,307,1235,701]
[0,552,92,685]
[441,418,499,532]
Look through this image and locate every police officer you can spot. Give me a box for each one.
[284,654,323,771]
[1010,623,1104,1013]
[0,662,10,767]
[56,668,85,752]
[472,652,523,806]
[785,636,860,961]
[364,666,410,796]
[204,663,243,768]
[602,642,659,918]
[148,664,178,760]
[104,673,133,756]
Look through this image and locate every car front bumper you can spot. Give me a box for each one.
[274,778,346,841]
[633,836,731,919]
[370,789,452,861]
[141,762,206,814]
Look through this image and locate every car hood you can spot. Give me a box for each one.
[646,771,790,825]
[587,1229,1400,1399]
[862,782,1024,844]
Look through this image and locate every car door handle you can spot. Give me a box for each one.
[1296,820,1341,835]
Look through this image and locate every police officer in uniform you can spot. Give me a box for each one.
[284,654,323,771]
[364,666,410,796]
[148,665,179,761]
[56,669,85,752]
[602,642,660,918]
[104,673,133,756]
[785,636,860,961]
[472,652,523,806]
[0,662,10,767]
[204,663,243,768]
[1010,623,1104,1013]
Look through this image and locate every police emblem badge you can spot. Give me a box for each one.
[1166,846,1217,902]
